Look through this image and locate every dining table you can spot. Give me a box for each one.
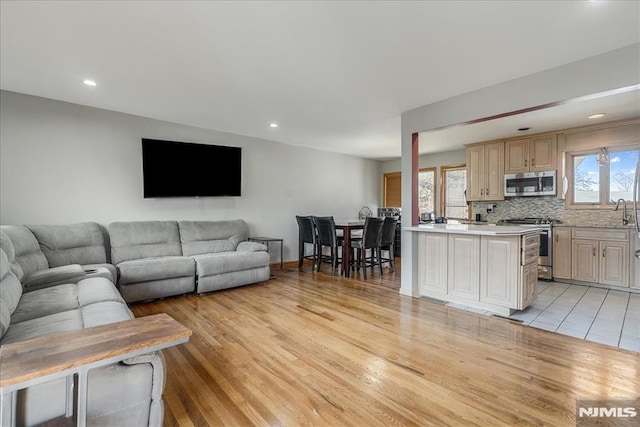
[334,219,365,278]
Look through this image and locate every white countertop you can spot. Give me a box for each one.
[404,223,543,235]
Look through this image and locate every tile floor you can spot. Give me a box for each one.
[446,281,640,352]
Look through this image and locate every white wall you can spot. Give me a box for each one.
[0,91,381,263]
[381,149,465,215]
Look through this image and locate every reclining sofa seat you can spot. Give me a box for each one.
[178,220,270,293]
[26,222,117,282]
[108,221,196,303]
[0,224,114,292]
[0,230,165,427]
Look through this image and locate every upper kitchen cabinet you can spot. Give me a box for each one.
[466,141,504,201]
[505,134,556,174]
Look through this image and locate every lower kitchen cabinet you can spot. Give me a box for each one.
[600,241,629,286]
[480,236,518,307]
[416,232,539,315]
[572,239,599,283]
[447,234,480,300]
[417,233,448,297]
[571,228,630,288]
[553,227,572,280]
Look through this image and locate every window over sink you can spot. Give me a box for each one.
[569,146,639,208]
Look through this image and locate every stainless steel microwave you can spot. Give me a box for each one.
[504,171,556,197]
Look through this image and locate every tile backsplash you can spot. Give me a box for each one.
[472,197,636,228]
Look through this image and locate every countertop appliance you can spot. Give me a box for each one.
[504,171,556,197]
[497,217,558,280]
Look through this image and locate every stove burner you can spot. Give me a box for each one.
[498,218,559,225]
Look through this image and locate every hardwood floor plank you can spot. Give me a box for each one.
[130,265,639,426]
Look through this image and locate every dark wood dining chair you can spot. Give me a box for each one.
[296,215,317,271]
[350,216,384,280]
[314,216,343,275]
[379,217,398,272]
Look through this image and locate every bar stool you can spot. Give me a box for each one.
[314,216,343,275]
[296,215,317,271]
[379,217,398,272]
[350,217,384,280]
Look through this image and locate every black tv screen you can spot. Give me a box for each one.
[142,138,242,198]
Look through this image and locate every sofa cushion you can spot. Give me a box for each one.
[0,248,22,338]
[10,284,79,324]
[11,278,124,324]
[23,264,86,291]
[178,220,248,256]
[193,251,270,277]
[0,310,84,345]
[109,221,182,265]
[27,222,109,268]
[0,225,48,282]
[117,256,195,286]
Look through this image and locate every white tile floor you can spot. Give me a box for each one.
[446,281,640,352]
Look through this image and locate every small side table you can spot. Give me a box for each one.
[248,237,284,270]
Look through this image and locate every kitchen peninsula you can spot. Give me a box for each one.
[405,224,541,316]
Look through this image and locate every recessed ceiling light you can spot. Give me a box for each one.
[83,79,97,87]
[517,127,530,131]
[588,113,606,119]
[269,123,278,128]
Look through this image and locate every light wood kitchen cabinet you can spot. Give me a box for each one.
[466,141,504,201]
[505,135,556,174]
[571,228,630,287]
[600,241,629,286]
[553,227,572,280]
[480,236,518,307]
[572,240,599,283]
[416,228,540,315]
[447,234,480,300]
[632,237,640,289]
[417,233,448,297]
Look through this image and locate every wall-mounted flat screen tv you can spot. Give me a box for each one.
[142,138,242,198]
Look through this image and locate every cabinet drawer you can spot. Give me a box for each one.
[572,228,629,241]
[523,248,538,265]
[522,233,540,249]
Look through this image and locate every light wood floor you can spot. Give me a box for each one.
[131,263,640,427]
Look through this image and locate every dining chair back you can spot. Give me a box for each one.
[350,216,384,279]
[314,216,342,275]
[296,215,317,271]
[380,217,398,271]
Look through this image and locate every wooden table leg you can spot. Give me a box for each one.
[342,227,351,278]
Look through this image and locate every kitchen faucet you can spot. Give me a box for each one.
[613,198,629,225]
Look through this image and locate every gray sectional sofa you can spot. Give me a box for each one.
[0,219,270,426]
[109,219,270,302]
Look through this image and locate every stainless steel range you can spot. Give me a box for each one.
[497,218,558,280]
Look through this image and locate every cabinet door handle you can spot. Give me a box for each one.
[480,188,483,196]
[524,159,528,167]
[486,188,489,196]
[593,247,596,257]
[555,234,558,243]
[531,158,535,167]
[602,248,605,258]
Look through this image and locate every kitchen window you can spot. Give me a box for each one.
[569,146,640,207]
[441,164,469,219]
[383,168,436,214]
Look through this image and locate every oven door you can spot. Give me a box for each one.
[538,227,553,279]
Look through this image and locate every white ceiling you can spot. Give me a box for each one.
[1,1,639,160]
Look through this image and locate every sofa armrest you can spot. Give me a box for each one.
[236,241,267,253]
[23,264,86,291]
